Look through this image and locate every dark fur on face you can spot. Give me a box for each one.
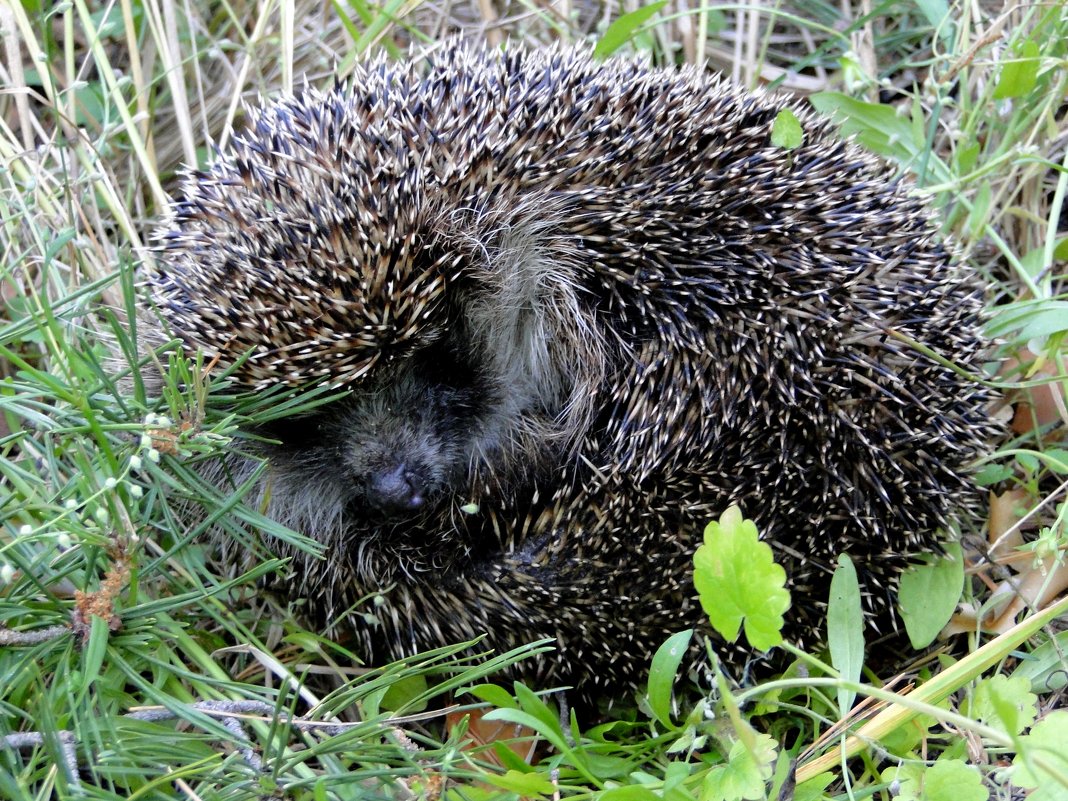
[263,346,485,519]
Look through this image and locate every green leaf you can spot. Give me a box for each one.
[770,109,803,150]
[880,762,926,801]
[809,93,950,182]
[593,2,668,58]
[955,141,981,174]
[512,682,564,735]
[380,673,428,712]
[809,93,914,156]
[794,772,836,801]
[483,707,597,782]
[1042,449,1068,474]
[827,554,864,712]
[1010,711,1068,789]
[1054,237,1068,262]
[898,542,965,649]
[1011,631,1068,692]
[663,761,693,791]
[581,752,635,780]
[700,734,777,801]
[964,674,1037,736]
[974,463,1014,487]
[1016,452,1040,473]
[484,769,556,797]
[646,630,693,729]
[986,299,1068,342]
[598,788,662,801]
[693,507,790,652]
[81,615,110,695]
[491,741,535,772]
[994,40,1041,100]
[922,759,988,801]
[462,683,519,710]
[767,748,795,801]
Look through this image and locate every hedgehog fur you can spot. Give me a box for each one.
[147,41,997,697]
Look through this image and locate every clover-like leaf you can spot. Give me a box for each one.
[693,507,790,652]
[1011,710,1068,789]
[923,759,988,801]
[700,734,778,801]
[964,674,1037,735]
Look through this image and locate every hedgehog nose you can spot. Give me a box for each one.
[370,464,425,513]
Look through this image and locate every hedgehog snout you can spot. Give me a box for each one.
[366,461,428,513]
[339,427,454,516]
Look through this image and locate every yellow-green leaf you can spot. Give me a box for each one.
[693,507,790,652]
[770,109,803,149]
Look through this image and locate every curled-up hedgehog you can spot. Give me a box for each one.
[145,41,997,698]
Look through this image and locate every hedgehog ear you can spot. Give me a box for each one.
[458,217,606,447]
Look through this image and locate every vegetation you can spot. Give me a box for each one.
[1,0,1066,798]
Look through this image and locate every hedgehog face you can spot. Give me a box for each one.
[260,340,488,521]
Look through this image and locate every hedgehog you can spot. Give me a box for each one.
[145,41,997,699]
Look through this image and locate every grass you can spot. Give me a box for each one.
[1,0,1067,799]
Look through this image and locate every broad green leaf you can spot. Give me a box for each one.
[879,758,985,801]
[963,674,1037,735]
[922,759,988,801]
[1041,449,1068,474]
[380,673,428,712]
[581,752,634,780]
[770,109,803,150]
[593,2,668,58]
[880,763,925,801]
[80,615,110,698]
[880,703,943,756]
[767,748,795,801]
[1010,711,1068,788]
[810,93,915,159]
[994,40,1041,100]
[827,554,864,712]
[700,734,777,801]
[663,761,693,791]
[898,542,964,649]
[1016,451,1041,473]
[810,93,951,183]
[462,683,519,710]
[986,299,1068,342]
[513,682,564,734]
[955,141,981,174]
[484,770,556,796]
[484,708,595,780]
[974,463,1015,487]
[693,507,790,652]
[646,630,693,729]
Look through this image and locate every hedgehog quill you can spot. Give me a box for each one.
[146,42,997,698]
